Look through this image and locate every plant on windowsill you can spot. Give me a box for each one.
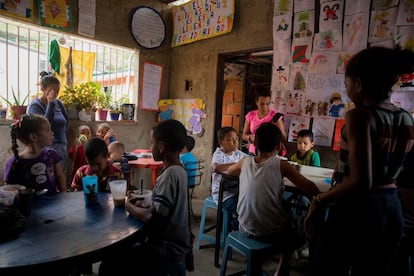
[59,82,101,112]
[109,95,128,121]
[0,87,30,119]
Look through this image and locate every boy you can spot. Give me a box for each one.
[96,122,117,145]
[290,129,320,167]
[108,140,130,185]
[99,119,192,275]
[71,137,124,192]
[68,125,92,180]
[180,135,197,187]
[227,123,319,275]
[211,127,247,229]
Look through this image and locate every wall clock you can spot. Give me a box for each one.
[129,6,166,49]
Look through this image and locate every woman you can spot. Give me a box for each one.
[28,71,69,169]
[242,89,287,155]
[304,47,414,276]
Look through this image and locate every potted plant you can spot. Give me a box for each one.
[109,95,129,121]
[95,86,112,121]
[0,88,30,119]
[59,82,102,120]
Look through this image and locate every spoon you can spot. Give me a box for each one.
[35,189,48,196]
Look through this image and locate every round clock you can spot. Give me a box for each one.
[129,6,166,49]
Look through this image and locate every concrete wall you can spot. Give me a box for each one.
[0,0,338,200]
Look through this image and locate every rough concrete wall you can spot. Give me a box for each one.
[168,1,275,199]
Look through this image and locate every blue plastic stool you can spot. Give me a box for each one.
[196,196,230,249]
[220,231,273,276]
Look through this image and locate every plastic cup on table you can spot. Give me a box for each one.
[109,180,127,208]
[82,176,99,206]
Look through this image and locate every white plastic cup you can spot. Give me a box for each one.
[109,180,127,207]
[131,189,152,208]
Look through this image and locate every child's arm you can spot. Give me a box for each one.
[281,160,319,196]
[212,162,236,174]
[226,158,246,176]
[126,192,152,222]
[310,151,321,167]
[71,171,83,191]
[55,163,67,192]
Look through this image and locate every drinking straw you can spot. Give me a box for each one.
[140,177,143,195]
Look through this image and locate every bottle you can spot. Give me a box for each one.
[78,134,87,143]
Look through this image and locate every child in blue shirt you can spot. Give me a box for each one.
[180,135,197,187]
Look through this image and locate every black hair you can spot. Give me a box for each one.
[10,114,49,161]
[217,126,237,141]
[84,137,108,160]
[297,129,314,141]
[345,47,414,101]
[255,122,282,153]
[153,119,186,152]
[185,135,195,152]
[39,71,60,89]
[255,88,271,102]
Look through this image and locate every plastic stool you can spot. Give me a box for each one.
[196,196,230,249]
[220,231,273,276]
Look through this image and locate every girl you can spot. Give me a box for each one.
[3,114,66,194]
[305,47,414,276]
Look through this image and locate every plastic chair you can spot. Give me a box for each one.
[196,196,231,249]
[184,159,205,222]
[220,231,273,276]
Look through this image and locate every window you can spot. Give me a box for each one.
[0,16,138,109]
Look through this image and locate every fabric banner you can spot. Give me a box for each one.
[58,46,95,87]
[171,0,234,47]
[39,0,72,30]
[0,0,34,21]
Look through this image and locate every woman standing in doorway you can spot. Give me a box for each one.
[28,71,69,169]
[242,89,287,156]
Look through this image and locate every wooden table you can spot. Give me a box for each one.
[0,192,143,275]
[129,150,164,188]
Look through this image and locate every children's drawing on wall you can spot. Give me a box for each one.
[273,39,291,65]
[157,99,175,122]
[396,26,414,52]
[368,8,398,43]
[293,10,314,39]
[337,52,352,74]
[343,13,369,52]
[274,0,293,14]
[313,29,342,52]
[291,37,312,64]
[312,117,335,147]
[286,91,305,115]
[290,63,307,91]
[274,14,292,40]
[309,51,338,75]
[319,1,343,32]
[271,90,288,113]
[272,65,290,92]
[397,1,414,26]
[304,99,315,116]
[391,91,414,116]
[287,116,311,142]
[344,0,370,16]
[329,93,346,117]
[188,98,207,136]
[372,0,399,10]
[294,0,315,13]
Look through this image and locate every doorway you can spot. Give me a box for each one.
[214,49,273,152]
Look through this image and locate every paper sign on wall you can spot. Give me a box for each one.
[140,62,163,111]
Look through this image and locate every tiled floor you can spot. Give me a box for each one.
[90,198,308,276]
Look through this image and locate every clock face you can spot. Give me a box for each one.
[129,6,166,49]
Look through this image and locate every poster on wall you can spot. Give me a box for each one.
[157,98,207,136]
[0,0,34,21]
[171,0,234,47]
[39,0,72,31]
[140,62,163,111]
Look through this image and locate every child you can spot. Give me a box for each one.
[290,129,320,167]
[226,122,319,275]
[99,119,192,275]
[96,122,117,145]
[71,137,124,192]
[180,135,197,187]
[3,114,66,194]
[68,125,92,180]
[211,126,247,229]
[108,141,130,186]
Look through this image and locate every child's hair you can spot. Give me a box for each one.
[97,122,110,131]
[217,126,237,141]
[255,122,282,153]
[255,88,271,101]
[297,129,314,141]
[108,140,125,153]
[153,119,186,152]
[39,71,60,89]
[345,46,414,101]
[10,114,49,160]
[78,125,90,132]
[84,137,108,160]
[185,135,195,152]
